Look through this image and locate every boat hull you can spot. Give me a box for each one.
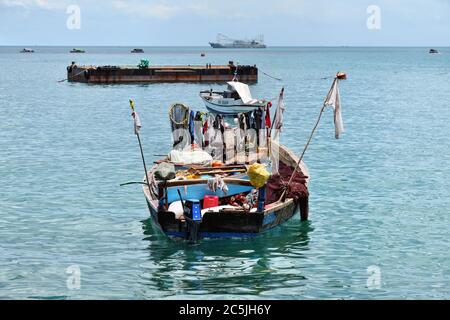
[201,96,265,114]
[142,143,310,241]
[67,64,258,84]
[146,198,301,239]
[209,42,267,49]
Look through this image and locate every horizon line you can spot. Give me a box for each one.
[1,45,448,48]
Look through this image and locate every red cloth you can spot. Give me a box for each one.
[203,120,209,146]
[265,104,272,128]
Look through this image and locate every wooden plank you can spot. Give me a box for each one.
[164,178,253,188]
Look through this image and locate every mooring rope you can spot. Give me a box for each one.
[58,69,86,83]
[260,69,283,81]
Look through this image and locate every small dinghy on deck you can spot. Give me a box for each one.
[200,81,267,114]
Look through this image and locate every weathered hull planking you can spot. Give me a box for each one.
[67,64,258,84]
[143,144,310,241]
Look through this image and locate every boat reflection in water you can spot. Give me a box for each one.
[139,217,313,298]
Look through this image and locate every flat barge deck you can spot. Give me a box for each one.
[67,62,258,84]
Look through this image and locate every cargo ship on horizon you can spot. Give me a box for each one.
[209,33,267,49]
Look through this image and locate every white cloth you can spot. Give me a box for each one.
[201,205,239,215]
[227,81,255,104]
[324,79,344,139]
[133,111,141,135]
[168,201,185,219]
[168,149,213,165]
[207,176,229,194]
[270,88,285,139]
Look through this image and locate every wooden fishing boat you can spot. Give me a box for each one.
[127,72,346,242]
[141,142,310,241]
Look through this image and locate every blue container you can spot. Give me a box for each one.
[185,199,202,221]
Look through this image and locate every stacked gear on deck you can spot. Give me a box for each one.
[247,163,270,188]
[169,103,190,149]
[138,59,150,69]
[265,162,309,203]
[168,103,273,163]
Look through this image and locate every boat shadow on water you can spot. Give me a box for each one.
[138,217,314,297]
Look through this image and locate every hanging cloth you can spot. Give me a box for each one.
[188,110,195,144]
[169,103,190,149]
[265,102,272,128]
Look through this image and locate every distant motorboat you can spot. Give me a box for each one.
[20,48,34,53]
[131,48,144,53]
[429,49,439,54]
[200,81,267,114]
[70,48,85,53]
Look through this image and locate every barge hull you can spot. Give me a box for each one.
[67,64,258,84]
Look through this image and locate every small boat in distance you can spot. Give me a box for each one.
[429,49,439,54]
[131,48,144,53]
[200,81,267,114]
[70,48,85,53]
[20,48,34,53]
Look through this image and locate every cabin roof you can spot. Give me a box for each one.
[227,81,257,104]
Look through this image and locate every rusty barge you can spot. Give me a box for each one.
[67,61,258,84]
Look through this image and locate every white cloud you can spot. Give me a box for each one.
[112,0,182,19]
[0,0,68,10]
[111,0,308,20]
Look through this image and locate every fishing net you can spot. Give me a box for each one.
[169,103,190,149]
[265,162,309,204]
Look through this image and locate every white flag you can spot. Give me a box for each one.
[324,79,344,139]
[133,111,142,135]
[270,88,285,138]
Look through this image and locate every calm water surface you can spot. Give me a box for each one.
[0,47,449,299]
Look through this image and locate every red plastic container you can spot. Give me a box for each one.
[203,195,219,209]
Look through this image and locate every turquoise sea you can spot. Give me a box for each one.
[0,47,449,299]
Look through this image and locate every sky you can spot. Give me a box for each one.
[0,0,450,46]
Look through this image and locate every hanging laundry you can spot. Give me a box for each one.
[193,111,203,147]
[203,117,209,146]
[270,88,285,139]
[265,102,272,128]
[169,103,190,149]
[238,113,247,131]
[254,108,264,130]
[324,78,344,139]
[188,110,195,144]
[207,176,228,194]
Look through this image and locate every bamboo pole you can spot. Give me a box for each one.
[129,100,152,193]
[278,77,340,202]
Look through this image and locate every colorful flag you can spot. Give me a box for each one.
[324,79,344,139]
